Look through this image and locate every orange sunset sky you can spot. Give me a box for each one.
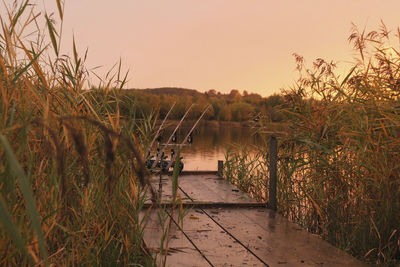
[39,1,400,96]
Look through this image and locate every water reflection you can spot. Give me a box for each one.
[156,122,259,171]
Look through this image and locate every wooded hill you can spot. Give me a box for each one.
[89,87,284,122]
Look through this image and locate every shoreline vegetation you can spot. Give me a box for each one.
[223,23,400,265]
[0,0,399,266]
[87,86,285,123]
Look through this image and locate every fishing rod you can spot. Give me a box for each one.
[151,103,194,169]
[165,104,211,170]
[145,102,176,158]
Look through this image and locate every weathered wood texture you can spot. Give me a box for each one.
[142,174,367,267]
[145,173,257,205]
[268,136,278,211]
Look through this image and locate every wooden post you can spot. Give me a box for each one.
[218,160,224,177]
[269,136,277,211]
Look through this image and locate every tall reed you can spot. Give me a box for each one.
[223,146,268,202]
[0,1,156,265]
[224,23,400,265]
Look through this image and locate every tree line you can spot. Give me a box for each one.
[88,87,285,122]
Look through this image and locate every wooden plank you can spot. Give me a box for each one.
[207,207,368,267]
[148,174,174,203]
[178,174,256,203]
[141,207,267,266]
[145,174,256,205]
[140,209,210,267]
[176,208,266,266]
[143,202,267,209]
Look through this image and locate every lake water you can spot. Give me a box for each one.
[152,121,259,171]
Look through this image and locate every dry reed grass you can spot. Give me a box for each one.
[224,22,400,265]
[0,1,157,265]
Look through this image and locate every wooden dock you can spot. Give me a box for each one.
[141,172,367,267]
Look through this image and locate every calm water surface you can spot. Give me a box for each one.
[154,122,259,171]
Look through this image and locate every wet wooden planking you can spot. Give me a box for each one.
[179,208,265,266]
[145,173,256,204]
[207,207,367,267]
[141,209,210,267]
[147,175,175,203]
[141,207,266,266]
[142,173,368,267]
[178,174,257,203]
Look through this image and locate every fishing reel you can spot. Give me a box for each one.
[146,148,184,173]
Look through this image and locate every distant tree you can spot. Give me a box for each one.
[244,92,262,105]
[204,105,215,120]
[229,89,240,97]
[229,89,242,102]
[264,94,285,122]
[219,104,232,121]
[231,102,254,121]
[189,95,208,119]
[210,99,222,120]
[206,89,217,96]
[265,94,284,107]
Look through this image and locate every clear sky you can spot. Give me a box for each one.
[38,1,400,96]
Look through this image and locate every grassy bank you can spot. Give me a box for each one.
[223,24,400,265]
[0,1,157,265]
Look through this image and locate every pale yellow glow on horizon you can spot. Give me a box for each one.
[38,0,400,96]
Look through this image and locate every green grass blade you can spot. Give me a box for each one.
[172,150,180,202]
[12,49,44,83]
[119,69,129,90]
[56,0,64,20]
[45,13,59,56]
[72,35,78,66]
[0,195,31,262]
[0,134,48,264]
[10,0,29,36]
[340,66,356,88]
